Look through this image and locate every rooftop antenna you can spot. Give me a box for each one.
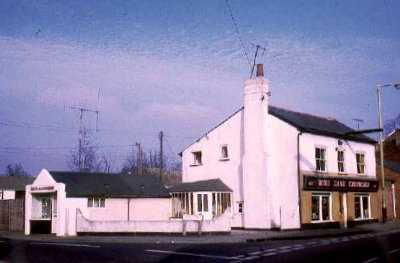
[68,105,100,170]
[250,44,267,78]
[352,118,364,130]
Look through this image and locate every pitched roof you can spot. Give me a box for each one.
[169,179,232,193]
[268,106,376,144]
[0,176,35,191]
[385,160,400,174]
[181,105,376,153]
[49,171,170,198]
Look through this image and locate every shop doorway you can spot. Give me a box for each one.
[30,195,53,234]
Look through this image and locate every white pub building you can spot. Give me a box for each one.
[180,64,379,230]
[23,64,379,236]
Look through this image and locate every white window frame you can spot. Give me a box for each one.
[337,149,345,174]
[356,152,366,175]
[197,193,208,213]
[88,197,105,208]
[354,194,371,220]
[311,193,332,222]
[192,151,203,166]
[315,146,327,172]
[220,145,229,161]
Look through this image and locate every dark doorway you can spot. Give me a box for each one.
[30,220,51,234]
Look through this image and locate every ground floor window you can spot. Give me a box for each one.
[88,197,105,208]
[355,194,370,219]
[197,193,208,213]
[171,192,194,217]
[211,192,231,217]
[311,193,331,222]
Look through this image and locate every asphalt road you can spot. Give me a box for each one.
[1,230,400,263]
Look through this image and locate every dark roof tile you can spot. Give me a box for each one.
[49,171,170,198]
[169,179,232,193]
[0,176,35,191]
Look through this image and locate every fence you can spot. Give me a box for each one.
[0,199,25,232]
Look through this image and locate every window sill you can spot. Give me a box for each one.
[219,158,230,162]
[310,219,333,223]
[190,164,202,167]
[354,217,372,221]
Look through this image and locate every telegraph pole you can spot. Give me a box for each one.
[159,131,164,182]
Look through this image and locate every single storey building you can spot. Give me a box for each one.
[25,170,231,236]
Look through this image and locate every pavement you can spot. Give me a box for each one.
[1,220,399,244]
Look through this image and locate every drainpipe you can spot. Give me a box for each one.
[392,184,397,219]
[127,198,130,221]
[297,131,303,228]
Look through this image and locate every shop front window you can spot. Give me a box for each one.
[355,194,370,219]
[311,193,331,222]
[41,197,52,219]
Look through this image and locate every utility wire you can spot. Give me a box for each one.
[224,0,252,69]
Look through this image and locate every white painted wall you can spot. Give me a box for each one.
[266,115,300,229]
[299,133,376,178]
[130,198,172,221]
[182,108,244,227]
[76,209,231,234]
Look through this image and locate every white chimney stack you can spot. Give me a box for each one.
[242,64,271,228]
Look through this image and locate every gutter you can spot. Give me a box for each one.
[297,131,303,228]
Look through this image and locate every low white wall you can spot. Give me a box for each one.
[130,198,171,221]
[76,209,231,234]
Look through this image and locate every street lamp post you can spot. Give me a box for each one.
[376,82,400,223]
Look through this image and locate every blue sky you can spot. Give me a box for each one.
[0,0,399,174]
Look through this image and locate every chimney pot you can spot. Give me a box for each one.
[256,64,264,77]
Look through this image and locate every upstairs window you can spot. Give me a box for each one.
[88,197,105,208]
[220,145,229,160]
[356,153,366,175]
[337,150,345,173]
[192,151,202,166]
[315,147,327,172]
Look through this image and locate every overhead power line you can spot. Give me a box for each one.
[224,0,252,69]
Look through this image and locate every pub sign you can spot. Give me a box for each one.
[303,175,379,192]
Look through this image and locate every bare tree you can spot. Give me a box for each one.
[68,128,113,173]
[5,163,29,176]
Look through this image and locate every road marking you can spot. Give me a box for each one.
[388,248,400,254]
[361,257,379,263]
[248,251,263,256]
[146,249,238,260]
[263,248,277,252]
[262,252,277,257]
[279,245,292,250]
[31,242,100,248]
